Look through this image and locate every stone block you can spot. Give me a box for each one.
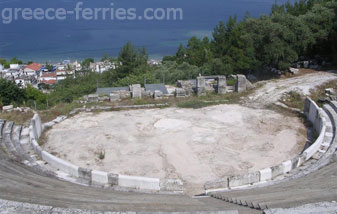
[197,76,206,96]
[235,75,247,93]
[229,172,260,188]
[91,170,108,185]
[304,98,311,116]
[271,164,284,178]
[289,67,300,75]
[110,93,121,102]
[176,80,196,96]
[108,173,119,186]
[175,88,186,97]
[217,76,227,94]
[78,167,92,182]
[2,105,13,112]
[118,174,160,191]
[88,94,99,102]
[153,90,163,99]
[291,156,299,169]
[160,179,184,192]
[204,177,229,190]
[303,61,309,68]
[282,160,292,173]
[297,154,306,167]
[259,168,272,182]
[308,99,319,125]
[33,114,42,139]
[41,151,79,177]
[130,84,142,99]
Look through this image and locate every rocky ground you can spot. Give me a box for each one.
[243,70,337,108]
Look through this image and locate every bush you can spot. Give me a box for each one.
[0,78,26,105]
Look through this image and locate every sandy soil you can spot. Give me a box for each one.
[44,105,305,195]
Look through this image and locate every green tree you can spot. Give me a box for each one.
[117,42,149,78]
[82,58,94,70]
[9,57,23,65]
[0,58,10,68]
[0,78,26,105]
[25,85,47,104]
[45,62,53,71]
[184,36,212,67]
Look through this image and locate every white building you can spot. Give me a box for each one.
[10,64,19,69]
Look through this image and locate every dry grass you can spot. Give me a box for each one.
[38,102,84,123]
[265,103,312,138]
[0,111,34,125]
[280,91,306,110]
[38,126,51,146]
[309,79,337,106]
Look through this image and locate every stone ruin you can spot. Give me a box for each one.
[130,84,142,99]
[84,74,255,102]
[193,74,253,96]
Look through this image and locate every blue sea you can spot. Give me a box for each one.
[0,0,294,63]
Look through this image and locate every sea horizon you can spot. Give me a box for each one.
[0,0,294,63]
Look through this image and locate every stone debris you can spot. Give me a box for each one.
[176,80,196,96]
[153,90,163,99]
[175,88,187,97]
[87,94,99,103]
[2,105,13,112]
[110,93,121,102]
[289,67,300,75]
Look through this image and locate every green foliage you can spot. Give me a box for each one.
[153,61,201,84]
[117,42,149,78]
[0,57,23,68]
[45,63,53,71]
[227,78,237,86]
[9,57,23,65]
[49,72,98,103]
[25,85,47,104]
[82,58,94,69]
[0,78,26,105]
[169,0,337,74]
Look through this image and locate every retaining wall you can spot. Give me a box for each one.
[28,113,183,193]
[205,97,332,193]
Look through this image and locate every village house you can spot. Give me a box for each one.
[89,60,117,73]
[56,69,75,81]
[23,63,43,76]
[40,72,57,85]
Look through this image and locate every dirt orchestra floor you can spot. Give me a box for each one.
[43,104,306,195]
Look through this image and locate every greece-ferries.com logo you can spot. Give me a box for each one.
[0,2,184,24]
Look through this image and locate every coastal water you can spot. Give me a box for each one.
[0,0,293,62]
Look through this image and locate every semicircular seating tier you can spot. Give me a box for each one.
[0,98,336,213]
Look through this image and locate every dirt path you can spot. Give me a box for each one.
[243,71,337,108]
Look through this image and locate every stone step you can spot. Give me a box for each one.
[0,120,6,145]
[19,127,31,152]
[12,125,38,165]
[2,121,19,160]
